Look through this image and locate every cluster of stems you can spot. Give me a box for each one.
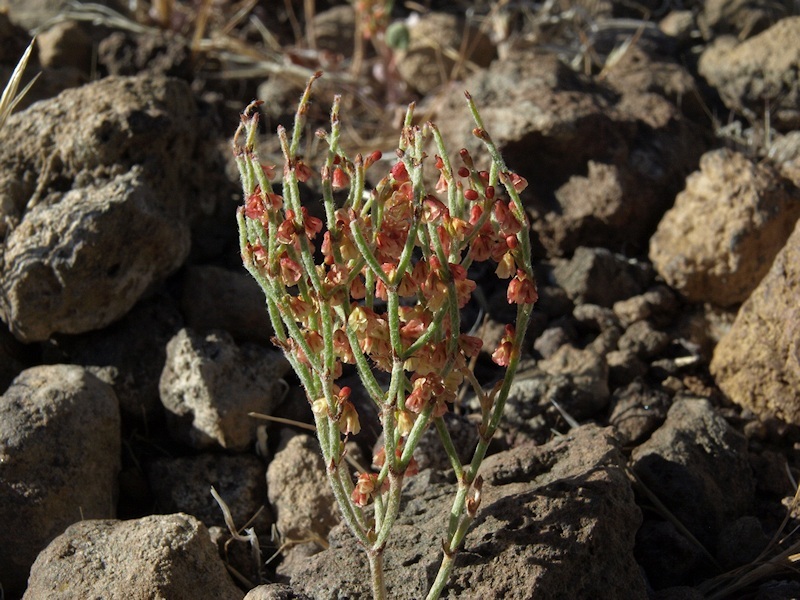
[234,72,536,600]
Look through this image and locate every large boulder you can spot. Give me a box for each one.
[710,219,800,424]
[649,148,800,306]
[0,365,120,597]
[699,17,800,131]
[23,513,243,600]
[0,75,220,342]
[434,50,709,257]
[278,425,646,599]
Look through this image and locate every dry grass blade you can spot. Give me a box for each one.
[627,467,722,570]
[210,485,263,582]
[698,481,800,599]
[0,38,39,132]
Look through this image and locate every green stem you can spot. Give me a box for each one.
[374,470,403,550]
[425,548,456,600]
[368,548,387,600]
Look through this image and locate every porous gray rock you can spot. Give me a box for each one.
[159,328,291,450]
[36,20,92,71]
[266,431,340,542]
[552,247,652,307]
[148,453,270,533]
[22,513,244,600]
[538,344,610,413]
[608,380,670,445]
[698,17,800,130]
[710,219,800,424]
[43,292,183,419]
[181,265,273,344]
[0,75,217,342]
[278,425,647,599]
[602,44,705,121]
[97,30,193,79]
[613,284,678,328]
[649,148,800,306]
[0,365,120,597]
[631,398,755,547]
[497,357,610,441]
[617,320,670,360]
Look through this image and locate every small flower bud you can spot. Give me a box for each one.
[364,150,383,169]
[391,161,409,182]
[459,148,474,168]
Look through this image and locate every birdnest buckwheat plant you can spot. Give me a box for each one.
[233,72,537,600]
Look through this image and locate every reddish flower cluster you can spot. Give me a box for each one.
[239,117,537,508]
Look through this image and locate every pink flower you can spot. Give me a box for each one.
[351,473,386,507]
[300,207,323,240]
[332,167,350,190]
[507,269,538,305]
[279,256,304,285]
[338,398,360,435]
[435,172,448,194]
[423,196,448,223]
[491,324,516,366]
[260,164,276,180]
[244,191,265,221]
[495,251,516,279]
[494,201,521,235]
[506,172,528,192]
[458,334,483,358]
[295,159,313,182]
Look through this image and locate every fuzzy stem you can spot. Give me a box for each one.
[368,548,387,600]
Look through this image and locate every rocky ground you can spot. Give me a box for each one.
[0,1,799,599]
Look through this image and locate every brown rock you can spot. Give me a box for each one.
[699,0,790,39]
[710,219,800,424]
[36,20,91,71]
[159,328,291,450]
[435,51,708,256]
[0,365,120,597]
[181,265,274,344]
[266,431,340,542]
[699,17,800,130]
[649,148,800,306]
[278,425,646,599]
[631,398,755,547]
[23,514,243,600]
[148,453,270,533]
[603,44,704,119]
[0,75,220,342]
[43,292,183,419]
